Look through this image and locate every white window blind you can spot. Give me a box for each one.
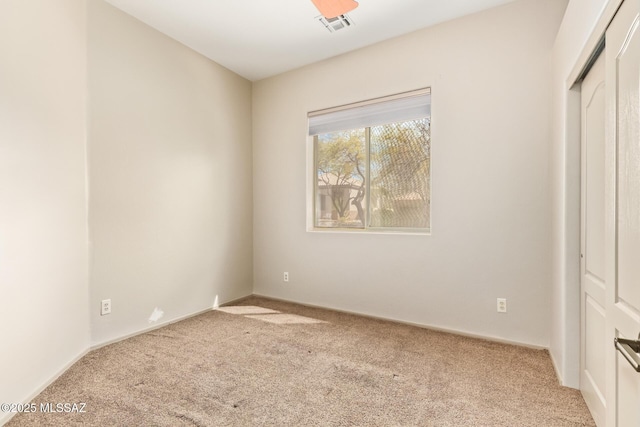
[308,89,431,136]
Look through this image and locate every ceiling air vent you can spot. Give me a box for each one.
[318,14,353,33]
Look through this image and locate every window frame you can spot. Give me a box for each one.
[306,88,431,235]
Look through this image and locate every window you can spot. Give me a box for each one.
[309,89,431,232]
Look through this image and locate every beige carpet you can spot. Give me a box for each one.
[7,296,595,426]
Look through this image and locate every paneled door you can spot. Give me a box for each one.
[580,52,607,427]
[605,0,640,425]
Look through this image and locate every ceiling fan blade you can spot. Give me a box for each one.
[311,0,359,19]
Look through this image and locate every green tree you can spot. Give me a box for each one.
[316,129,366,224]
[316,119,430,228]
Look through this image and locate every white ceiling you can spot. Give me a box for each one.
[104,0,519,81]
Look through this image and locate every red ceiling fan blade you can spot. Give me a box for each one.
[311,0,359,19]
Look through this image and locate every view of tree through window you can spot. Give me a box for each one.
[316,129,367,228]
[314,117,430,230]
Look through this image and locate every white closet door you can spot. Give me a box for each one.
[605,0,640,425]
[580,52,606,427]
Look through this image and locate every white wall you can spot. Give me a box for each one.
[253,0,567,348]
[549,0,618,388]
[0,0,606,415]
[87,0,254,346]
[0,0,90,423]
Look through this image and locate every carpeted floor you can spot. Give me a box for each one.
[7,296,595,426]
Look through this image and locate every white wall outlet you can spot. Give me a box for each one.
[497,298,507,313]
[283,272,289,282]
[101,299,112,316]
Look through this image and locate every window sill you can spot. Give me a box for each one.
[306,228,431,236]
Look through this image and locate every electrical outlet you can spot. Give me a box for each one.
[101,299,112,316]
[497,298,507,313]
[283,272,289,282]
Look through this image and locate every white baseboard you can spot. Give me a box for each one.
[90,294,252,350]
[0,294,254,427]
[0,348,89,427]
[548,349,575,388]
[90,306,212,350]
[2,291,552,427]
[549,350,563,385]
[252,293,549,351]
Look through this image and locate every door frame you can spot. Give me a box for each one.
[559,0,625,390]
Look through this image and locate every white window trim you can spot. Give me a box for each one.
[306,88,432,235]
